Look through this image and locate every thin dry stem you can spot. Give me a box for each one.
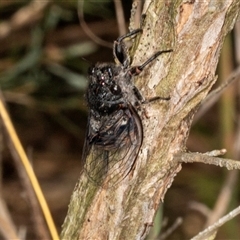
[189,201,212,218]
[191,205,240,240]
[77,0,112,48]
[194,65,240,122]
[159,218,183,240]
[205,170,239,227]
[113,0,127,36]
[204,36,239,227]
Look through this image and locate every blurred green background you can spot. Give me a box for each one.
[0,1,239,239]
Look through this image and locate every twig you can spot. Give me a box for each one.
[194,65,240,123]
[189,201,212,218]
[191,205,240,240]
[204,96,240,227]
[158,217,183,240]
[203,149,227,157]
[204,54,240,225]
[205,170,238,227]
[175,151,240,170]
[77,0,112,48]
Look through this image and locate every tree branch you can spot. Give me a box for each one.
[175,151,240,170]
[61,1,240,239]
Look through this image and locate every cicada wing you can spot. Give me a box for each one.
[82,113,109,184]
[84,107,143,187]
[103,108,143,186]
[84,148,109,185]
[81,113,91,159]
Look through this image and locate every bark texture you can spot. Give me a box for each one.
[61,1,240,239]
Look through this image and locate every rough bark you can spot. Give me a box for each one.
[61,1,240,240]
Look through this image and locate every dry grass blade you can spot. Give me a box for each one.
[0,94,59,240]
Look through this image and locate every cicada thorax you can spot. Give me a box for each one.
[87,64,127,114]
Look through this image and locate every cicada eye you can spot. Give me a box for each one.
[100,66,113,79]
[111,84,121,95]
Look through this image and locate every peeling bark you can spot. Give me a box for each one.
[61,1,240,240]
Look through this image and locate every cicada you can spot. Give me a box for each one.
[83,28,172,187]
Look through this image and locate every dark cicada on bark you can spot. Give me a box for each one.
[83,29,172,187]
